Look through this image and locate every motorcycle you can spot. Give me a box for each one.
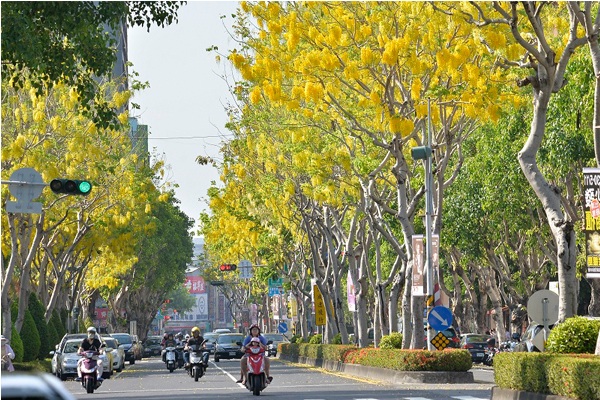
[482,347,497,366]
[78,350,102,394]
[187,342,209,382]
[242,341,272,396]
[164,346,178,372]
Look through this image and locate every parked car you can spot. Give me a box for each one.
[513,323,555,352]
[102,335,125,372]
[262,333,290,357]
[459,333,492,363]
[50,338,113,380]
[142,335,163,357]
[428,327,461,349]
[213,333,244,362]
[1,372,76,400]
[203,332,220,355]
[110,333,143,364]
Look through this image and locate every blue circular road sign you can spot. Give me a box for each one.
[278,321,288,334]
[427,306,453,331]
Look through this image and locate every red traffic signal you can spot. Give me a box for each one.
[219,264,237,271]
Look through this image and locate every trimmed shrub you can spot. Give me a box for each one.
[294,336,305,344]
[51,309,67,339]
[309,334,322,344]
[332,333,342,344]
[47,318,59,354]
[546,316,600,354]
[11,323,24,363]
[28,293,50,360]
[343,347,471,372]
[494,351,600,399]
[19,309,41,362]
[380,332,403,349]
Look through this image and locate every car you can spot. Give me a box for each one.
[110,333,143,364]
[428,327,461,349]
[262,333,290,357]
[1,372,77,400]
[102,335,125,372]
[50,338,113,380]
[513,323,555,352]
[459,333,492,363]
[213,333,244,362]
[213,328,232,334]
[203,332,220,355]
[142,335,163,357]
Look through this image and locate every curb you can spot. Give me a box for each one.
[491,387,573,400]
[280,355,474,384]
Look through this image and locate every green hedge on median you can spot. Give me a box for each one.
[279,343,472,372]
[494,352,600,400]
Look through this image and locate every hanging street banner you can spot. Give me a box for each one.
[347,270,356,312]
[583,168,600,279]
[412,235,425,296]
[312,280,326,326]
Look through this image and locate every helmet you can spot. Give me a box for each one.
[249,337,261,345]
[249,324,260,333]
[191,327,200,335]
[185,334,190,340]
[87,326,97,334]
[177,332,183,339]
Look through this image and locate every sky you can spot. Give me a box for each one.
[127,1,240,237]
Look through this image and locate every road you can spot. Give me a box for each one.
[62,356,495,400]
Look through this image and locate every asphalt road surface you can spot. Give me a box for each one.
[62,356,494,400]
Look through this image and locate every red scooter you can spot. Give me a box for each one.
[242,340,272,396]
[78,350,102,394]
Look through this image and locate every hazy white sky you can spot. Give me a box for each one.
[127,1,239,236]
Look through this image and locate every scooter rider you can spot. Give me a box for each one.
[237,324,272,385]
[76,327,104,382]
[184,327,209,368]
[162,332,178,363]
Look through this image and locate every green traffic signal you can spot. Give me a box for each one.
[50,179,92,196]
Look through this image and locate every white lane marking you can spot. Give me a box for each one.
[208,361,245,387]
[404,398,433,400]
[452,397,489,400]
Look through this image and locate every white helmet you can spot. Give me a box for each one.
[87,326,97,334]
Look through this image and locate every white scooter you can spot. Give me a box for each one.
[164,346,177,373]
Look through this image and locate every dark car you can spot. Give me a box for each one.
[111,333,143,364]
[142,335,163,357]
[213,333,244,362]
[425,326,461,349]
[203,332,220,355]
[459,334,492,363]
[263,333,290,357]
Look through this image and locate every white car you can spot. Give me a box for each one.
[102,335,126,372]
[2,372,76,400]
[51,337,113,380]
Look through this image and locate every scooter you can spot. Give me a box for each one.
[187,342,209,382]
[79,350,102,394]
[164,346,178,372]
[242,341,272,396]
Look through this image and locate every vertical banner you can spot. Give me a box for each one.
[583,168,600,278]
[431,234,442,306]
[347,270,356,312]
[412,235,425,296]
[312,280,326,326]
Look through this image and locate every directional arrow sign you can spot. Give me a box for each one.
[427,306,453,332]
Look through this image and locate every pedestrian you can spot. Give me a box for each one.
[1,335,16,372]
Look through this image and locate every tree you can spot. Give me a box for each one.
[1,1,186,129]
[19,309,41,362]
[28,293,50,360]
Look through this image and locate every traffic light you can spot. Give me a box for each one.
[219,264,237,271]
[50,179,92,195]
[411,146,432,160]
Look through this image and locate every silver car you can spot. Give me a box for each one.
[51,337,113,380]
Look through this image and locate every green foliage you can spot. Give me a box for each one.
[46,319,59,355]
[380,332,403,349]
[308,334,322,344]
[51,310,67,341]
[19,309,41,362]
[167,284,196,314]
[1,1,185,129]
[10,323,24,363]
[545,316,600,354]
[13,358,52,373]
[28,293,50,360]
[294,336,305,344]
[332,333,342,344]
[494,351,600,399]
